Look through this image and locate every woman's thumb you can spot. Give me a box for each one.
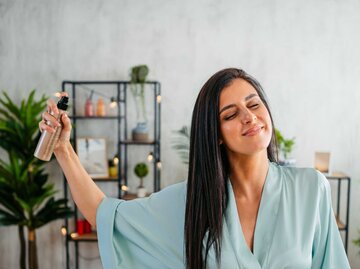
[61,113,71,129]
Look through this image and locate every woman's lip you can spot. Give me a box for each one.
[243,126,264,136]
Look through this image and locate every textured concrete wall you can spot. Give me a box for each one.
[1,0,360,268]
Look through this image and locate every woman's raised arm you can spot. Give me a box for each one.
[39,93,105,227]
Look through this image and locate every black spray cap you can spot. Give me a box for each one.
[57,96,69,111]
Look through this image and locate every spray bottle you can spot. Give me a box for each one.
[34,96,69,161]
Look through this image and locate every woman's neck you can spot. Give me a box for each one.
[228,151,269,200]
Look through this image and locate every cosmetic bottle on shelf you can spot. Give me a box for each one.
[85,90,94,117]
[96,98,106,116]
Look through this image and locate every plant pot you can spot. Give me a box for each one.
[137,186,147,198]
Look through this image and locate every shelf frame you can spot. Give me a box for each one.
[61,80,161,269]
[325,172,351,253]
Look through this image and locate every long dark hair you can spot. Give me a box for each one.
[184,68,278,269]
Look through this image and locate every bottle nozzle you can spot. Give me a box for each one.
[57,96,69,111]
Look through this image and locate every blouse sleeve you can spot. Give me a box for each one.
[96,182,187,269]
[311,172,350,269]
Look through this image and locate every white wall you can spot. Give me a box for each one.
[1,0,359,268]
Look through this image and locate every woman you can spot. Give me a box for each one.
[40,68,350,269]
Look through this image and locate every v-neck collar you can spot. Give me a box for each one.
[224,161,282,269]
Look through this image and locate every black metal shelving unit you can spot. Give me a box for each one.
[326,172,351,253]
[61,80,161,269]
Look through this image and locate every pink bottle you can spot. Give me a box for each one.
[85,98,94,116]
[85,91,94,116]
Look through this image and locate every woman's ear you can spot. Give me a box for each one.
[219,139,223,145]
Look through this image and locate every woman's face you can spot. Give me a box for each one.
[219,79,272,157]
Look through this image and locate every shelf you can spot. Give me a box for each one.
[63,80,160,85]
[122,193,151,200]
[324,171,350,252]
[326,172,350,180]
[122,193,138,200]
[120,140,157,145]
[93,177,119,182]
[69,232,97,242]
[69,116,121,120]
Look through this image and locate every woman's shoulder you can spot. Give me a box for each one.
[147,180,187,202]
[113,181,187,227]
[273,162,329,195]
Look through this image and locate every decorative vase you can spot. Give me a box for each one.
[131,86,149,141]
[132,122,149,141]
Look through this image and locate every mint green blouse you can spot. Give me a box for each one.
[96,162,350,268]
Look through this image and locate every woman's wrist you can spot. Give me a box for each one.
[54,141,72,158]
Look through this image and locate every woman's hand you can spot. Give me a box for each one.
[38,92,71,151]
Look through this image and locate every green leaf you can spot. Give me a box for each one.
[0,92,21,119]
[0,208,22,226]
[0,107,17,122]
[33,197,73,229]
[25,90,36,127]
[0,122,18,135]
[0,190,25,219]
[13,195,31,213]
[0,161,15,182]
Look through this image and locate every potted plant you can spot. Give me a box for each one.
[0,90,73,269]
[275,128,296,166]
[134,162,149,197]
[130,65,149,141]
[172,125,190,165]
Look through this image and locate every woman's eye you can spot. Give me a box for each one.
[224,113,237,120]
[249,104,259,109]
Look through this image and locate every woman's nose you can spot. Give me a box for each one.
[240,109,257,124]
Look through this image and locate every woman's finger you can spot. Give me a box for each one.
[47,98,59,115]
[56,92,69,99]
[42,111,61,127]
[61,113,71,130]
[39,121,56,133]
[39,120,44,133]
